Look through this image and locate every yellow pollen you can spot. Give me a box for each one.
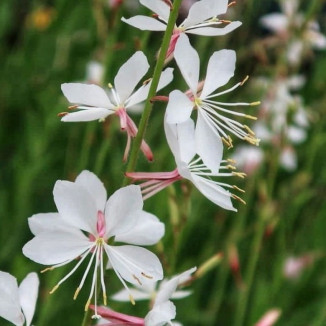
[49,284,59,294]
[232,172,247,179]
[73,287,80,300]
[227,158,237,164]
[244,114,257,120]
[222,136,233,149]
[250,101,261,106]
[240,75,249,86]
[129,294,136,305]
[103,293,107,306]
[85,299,91,312]
[227,164,237,170]
[194,97,203,107]
[108,83,113,88]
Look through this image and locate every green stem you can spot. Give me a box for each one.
[122,0,184,186]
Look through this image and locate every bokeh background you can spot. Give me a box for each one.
[1,0,326,325]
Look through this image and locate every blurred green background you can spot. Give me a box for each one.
[1,0,326,325]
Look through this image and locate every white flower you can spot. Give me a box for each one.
[60,51,173,161]
[255,308,281,326]
[232,145,264,175]
[23,170,164,317]
[260,0,326,65]
[0,272,39,326]
[166,34,259,170]
[122,0,241,57]
[127,118,245,211]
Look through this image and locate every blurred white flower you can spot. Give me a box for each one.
[232,145,264,175]
[283,254,315,279]
[260,0,326,65]
[60,51,173,161]
[86,61,104,85]
[23,170,164,318]
[122,0,241,57]
[255,308,281,326]
[0,272,39,326]
[166,34,259,165]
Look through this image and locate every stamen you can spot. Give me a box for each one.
[73,287,80,300]
[222,136,233,149]
[228,1,237,7]
[227,164,237,170]
[129,294,136,306]
[232,194,246,205]
[68,105,78,110]
[232,172,247,179]
[244,125,256,136]
[233,185,245,193]
[41,267,54,273]
[240,75,249,86]
[85,299,91,312]
[227,158,237,164]
[141,272,153,279]
[250,101,261,106]
[142,78,151,85]
[49,284,59,294]
[57,112,68,117]
[244,114,257,120]
[132,274,142,286]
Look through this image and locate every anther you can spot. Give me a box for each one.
[240,75,249,86]
[227,164,237,170]
[103,293,107,306]
[233,185,245,193]
[227,158,237,164]
[68,105,78,110]
[250,101,261,106]
[41,267,54,273]
[232,194,246,205]
[57,112,68,117]
[244,114,257,120]
[108,83,113,88]
[129,294,136,305]
[228,1,237,7]
[244,125,256,136]
[132,274,142,286]
[232,172,247,179]
[85,299,91,312]
[49,284,59,294]
[141,272,153,279]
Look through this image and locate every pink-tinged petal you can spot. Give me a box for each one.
[105,245,163,285]
[174,34,200,95]
[182,0,228,29]
[165,90,194,124]
[61,108,113,122]
[126,68,174,109]
[19,273,39,326]
[156,267,196,304]
[0,272,24,326]
[23,230,91,265]
[192,175,236,211]
[201,49,236,99]
[140,0,170,21]
[105,185,143,238]
[255,308,281,326]
[121,16,167,31]
[186,21,242,36]
[114,52,149,103]
[144,301,176,326]
[75,170,107,212]
[61,83,113,109]
[53,180,98,234]
[114,211,165,246]
[195,111,223,173]
[259,13,288,33]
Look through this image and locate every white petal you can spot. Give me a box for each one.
[0,272,24,326]
[144,301,176,326]
[174,34,200,95]
[192,175,236,211]
[23,230,91,265]
[61,83,113,109]
[114,51,149,103]
[259,13,288,33]
[164,121,181,163]
[176,119,196,164]
[201,49,236,99]
[111,287,152,302]
[19,273,39,326]
[105,245,163,285]
[122,16,167,31]
[186,21,242,36]
[182,0,229,28]
[165,90,194,124]
[115,211,165,245]
[105,185,143,238]
[195,111,223,173]
[126,67,174,109]
[28,213,60,235]
[75,170,107,212]
[140,0,170,21]
[156,267,196,304]
[61,108,113,122]
[53,180,97,234]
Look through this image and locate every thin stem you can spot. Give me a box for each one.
[122,0,184,186]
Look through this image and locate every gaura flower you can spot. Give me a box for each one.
[95,267,196,326]
[60,51,173,161]
[0,272,39,326]
[22,170,164,318]
[122,0,241,57]
[165,34,260,167]
[255,308,281,326]
[127,118,245,211]
[260,0,326,65]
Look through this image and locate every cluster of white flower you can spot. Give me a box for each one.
[1,1,262,325]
